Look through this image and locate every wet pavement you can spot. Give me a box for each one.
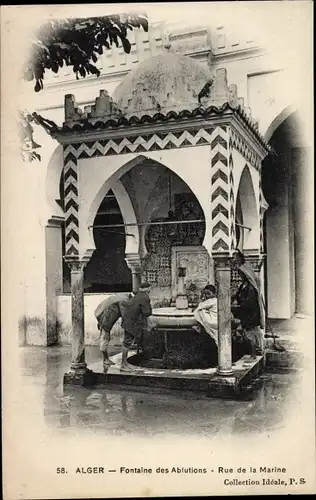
[17,344,303,438]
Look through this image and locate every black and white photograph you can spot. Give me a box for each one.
[1,2,315,498]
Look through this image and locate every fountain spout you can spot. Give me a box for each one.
[175,267,189,310]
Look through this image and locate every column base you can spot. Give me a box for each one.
[216,368,234,376]
[207,375,239,399]
[63,367,97,387]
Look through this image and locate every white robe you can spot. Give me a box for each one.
[193,298,218,345]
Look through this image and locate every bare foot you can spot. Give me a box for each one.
[103,358,115,366]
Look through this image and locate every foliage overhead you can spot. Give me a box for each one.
[20,111,42,162]
[24,14,148,92]
[21,13,148,161]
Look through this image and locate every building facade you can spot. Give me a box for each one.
[19,21,312,348]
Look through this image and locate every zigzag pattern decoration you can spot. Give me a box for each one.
[229,152,236,249]
[68,128,216,159]
[63,126,242,256]
[259,176,264,252]
[210,126,231,252]
[64,146,79,256]
[230,129,260,170]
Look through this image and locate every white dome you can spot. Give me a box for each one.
[113,53,213,116]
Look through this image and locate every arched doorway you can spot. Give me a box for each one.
[84,190,132,292]
[262,111,310,318]
[235,165,259,252]
[83,156,210,304]
[141,164,207,304]
[231,165,260,296]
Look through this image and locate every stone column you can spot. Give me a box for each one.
[125,253,142,293]
[213,253,234,376]
[243,252,266,350]
[291,147,311,316]
[64,258,96,386]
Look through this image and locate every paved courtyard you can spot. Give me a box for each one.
[17,338,303,439]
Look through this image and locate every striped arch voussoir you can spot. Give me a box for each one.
[63,146,79,256]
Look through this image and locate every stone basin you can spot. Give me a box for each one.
[139,306,216,370]
[150,306,198,329]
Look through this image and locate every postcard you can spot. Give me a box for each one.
[1,2,315,498]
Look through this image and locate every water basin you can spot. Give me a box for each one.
[151,306,197,329]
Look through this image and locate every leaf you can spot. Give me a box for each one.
[88,64,100,76]
[52,62,59,73]
[28,13,149,91]
[112,34,119,48]
[138,16,149,32]
[33,152,41,161]
[122,37,131,54]
[79,66,86,78]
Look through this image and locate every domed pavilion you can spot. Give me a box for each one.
[51,52,270,396]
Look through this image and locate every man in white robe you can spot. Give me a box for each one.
[193,285,218,345]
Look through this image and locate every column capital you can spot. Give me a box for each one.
[212,252,232,269]
[243,252,266,272]
[47,216,64,228]
[64,256,89,272]
[125,253,142,273]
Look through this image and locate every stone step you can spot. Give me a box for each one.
[264,335,301,352]
[265,349,304,371]
[264,315,313,370]
[264,332,305,371]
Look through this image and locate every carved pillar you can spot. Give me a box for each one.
[64,258,96,385]
[62,142,96,386]
[209,122,234,376]
[70,260,86,371]
[125,253,142,293]
[213,253,233,376]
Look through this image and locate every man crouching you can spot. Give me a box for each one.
[120,282,152,372]
[94,292,133,371]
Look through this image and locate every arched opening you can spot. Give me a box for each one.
[235,196,244,251]
[140,163,207,304]
[264,105,296,143]
[235,165,259,251]
[45,145,64,216]
[84,190,132,292]
[61,188,134,293]
[262,110,310,318]
[80,156,208,303]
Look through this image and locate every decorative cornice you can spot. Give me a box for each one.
[52,103,270,153]
[230,128,261,168]
[63,127,218,159]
